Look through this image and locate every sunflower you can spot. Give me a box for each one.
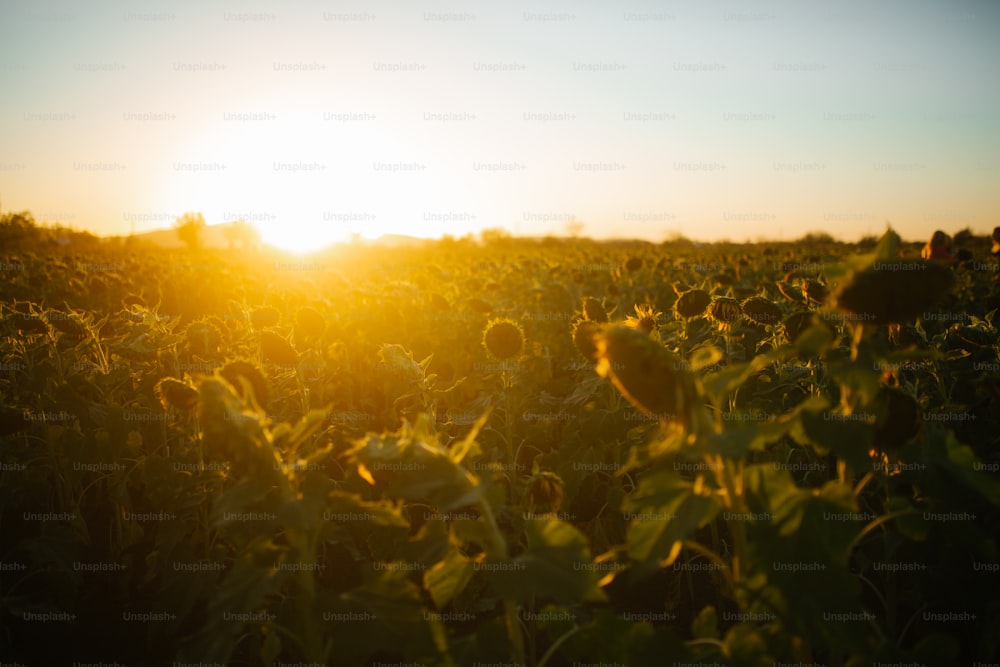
[674,289,711,319]
[801,279,829,305]
[220,360,270,410]
[741,296,782,325]
[571,319,603,363]
[783,311,815,343]
[834,259,954,325]
[595,325,695,426]
[185,320,224,356]
[528,472,565,513]
[483,318,525,360]
[582,297,609,322]
[155,377,199,411]
[707,297,742,328]
[776,281,805,304]
[260,330,299,366]
[625,304,662,335]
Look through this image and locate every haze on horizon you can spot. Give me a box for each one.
[1,0,998,252]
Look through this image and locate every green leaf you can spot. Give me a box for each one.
[937,432,1000,505]
[487,518,606,604]
[702,347,793,405]
[886,496,929,542]
[329,570,455,666]
[209,478,278,529]
[425,547,475,609]
[624,469,721,577]
[451,516,495,553]
[794,320,836,357]
[448,408,490,464]
[742,467,867,651]
[280,408,330,458]
[395,514,451,568]
[724,623,772,667]
[743,464,803,524]
[260,626,281,664]
[180,552,285,664]
[797,406,874,472]
[350,434,482,511]
[826,356,882,413]
[689,345,724,371]
[910,633,961,664]
[325,491,411,528]
[691,605,719,639]
[699,424,758,460]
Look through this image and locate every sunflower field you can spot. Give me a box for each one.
[1,224,998,666]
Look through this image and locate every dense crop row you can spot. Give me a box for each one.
[1,228,998,666]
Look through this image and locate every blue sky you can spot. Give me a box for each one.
[1,0,998,250]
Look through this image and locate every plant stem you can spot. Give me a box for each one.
[536,624,583,667]
[475,474,525,664]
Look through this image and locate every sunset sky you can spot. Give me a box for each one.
[2,0,998,251]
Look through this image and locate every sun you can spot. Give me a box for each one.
[157,105,489,252]
[256,219,346,254]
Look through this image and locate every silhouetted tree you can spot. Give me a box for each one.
[952,227,975,247]
[480,227,512,244]
[797,231,837,245]
[174,212,206,251]
[0,211,37,248]
[222,219,260,250]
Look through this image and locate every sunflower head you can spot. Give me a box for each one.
[571,319,603,363]
[888,323,923,348]
[155,377,199,412]
[834,260,954,325]
[801,279,829,305]
[528,472,565,513]
[220,360,269,410]
[595,325,695,426]
[741,296,782,325]
[674,289,711,319]
[483,318,525,360]
[783,311,817,343]
[776,281,806,304]
[260,330,299,366]
[185,320,224,356]
[625,304,662,335]
[707,297,742,325]
[582,297,609,323]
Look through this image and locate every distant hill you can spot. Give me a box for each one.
[372,233,431,248]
